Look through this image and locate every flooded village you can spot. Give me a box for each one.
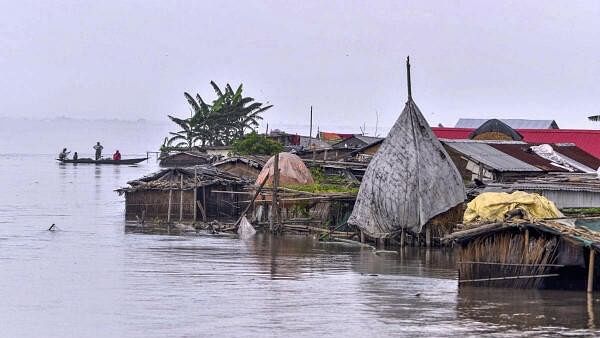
[110,60,600,302]
[5,1,600,336]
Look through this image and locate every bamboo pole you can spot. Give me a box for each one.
[360,231,365,243]
[193,167,198,222]
[459,274,560,284]
[202,185,206,222]
[167,189,173,223]
[179,174,184,222]
[270,153,280,232]
[400,228,406,247]
[425,226,431,247]
[233,174,269,229]
[524,229,530,262]
[588,249,596,293]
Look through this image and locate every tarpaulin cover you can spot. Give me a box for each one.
[255,152,314,186]
[464,191,563,224]
[348,99,466,237]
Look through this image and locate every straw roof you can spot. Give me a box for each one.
[116,166,248,193]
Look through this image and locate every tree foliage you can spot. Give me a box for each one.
[166,81,273,148]
[231,132,283,155]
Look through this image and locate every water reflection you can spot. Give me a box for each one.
[3,154,600,337]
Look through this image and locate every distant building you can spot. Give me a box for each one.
[455,118,559,129]
[331,135,383,149]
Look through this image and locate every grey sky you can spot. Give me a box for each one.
[2,0,599,135]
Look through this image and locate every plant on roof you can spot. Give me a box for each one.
[231,131,283,155]
[165,81,273,148]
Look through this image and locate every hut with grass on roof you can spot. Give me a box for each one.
[251,152,356,235]
[348,57,466,246]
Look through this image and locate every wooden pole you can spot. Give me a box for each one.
[425,226,431,248]
[270,153,280,232]
[524,229,530,262]
[400,228,406,247]
[309,106,313,148]
[202,185,206,222]
[360,231,365,243]
[234,174,269,229]
[406,56,412,100]
[193,167,198,222]
[588,249,596,293]
[167,189,173,223]
[179,174,184,222]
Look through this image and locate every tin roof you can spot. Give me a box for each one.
[431,127,600,160]
[487,173,600,193]
[442,140,542,172]
[455,118,559,129]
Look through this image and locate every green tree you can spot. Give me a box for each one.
[166,81,273,148]
[231,132,283,155]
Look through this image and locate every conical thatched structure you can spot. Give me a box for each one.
[348,99,465,238]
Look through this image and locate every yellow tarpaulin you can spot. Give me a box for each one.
[464,191,563,224]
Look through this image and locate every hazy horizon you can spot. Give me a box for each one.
[2,0,600,135]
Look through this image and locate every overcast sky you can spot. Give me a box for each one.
[2,0,599,135]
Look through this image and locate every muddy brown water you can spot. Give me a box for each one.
[1,154,599,337]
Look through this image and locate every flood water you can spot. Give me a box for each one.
[1,154,599,337]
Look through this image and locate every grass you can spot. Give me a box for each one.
[283,167,359,194]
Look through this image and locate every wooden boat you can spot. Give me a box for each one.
[57,157,147,165]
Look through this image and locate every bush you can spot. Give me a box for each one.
[231,132,283,155]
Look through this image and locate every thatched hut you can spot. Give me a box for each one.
[445,219,600,291]
[116,166,248,222]
[213,155,268,180]
[159,152,211,167]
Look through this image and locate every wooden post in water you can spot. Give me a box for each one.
[193,167,198,222]
[179,174,184,222]
[400,228,406,247]
[425,226,431,248]
[270,153,280,232]
[524,229,530,262]
[202,185,207,222]
[360,231,365,243]
[167,189,173,223]
[588,249,596,293]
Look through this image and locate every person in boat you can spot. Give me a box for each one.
[73,152,78,161]
[58,148,70,160]
[93,142,103,160]
[112,150,121,161]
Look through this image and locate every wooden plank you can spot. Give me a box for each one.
[459,274,560,284]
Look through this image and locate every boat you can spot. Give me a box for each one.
[57,157,147,165]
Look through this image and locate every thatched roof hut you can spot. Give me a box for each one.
[255,152,314,186]
[444,219,600,291]
[348,98,466,238]
[117,166,249,222]
[159,152,211,167]
[213,155,268,180]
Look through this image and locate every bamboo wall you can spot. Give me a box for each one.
[125,190,195,220]
[457,229,600,290]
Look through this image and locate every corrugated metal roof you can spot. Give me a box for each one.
[443,140,542,172]
[487,173,600,193]
[432,127,600,160]
[354,135,384,145]
[455,118,558,129]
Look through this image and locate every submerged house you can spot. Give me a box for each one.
[348,64,466,242]
[445,219,600,291]
[213,155,267,180]
[159,152,211,167]
[116,166,248,222]
[331,135,383,149]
